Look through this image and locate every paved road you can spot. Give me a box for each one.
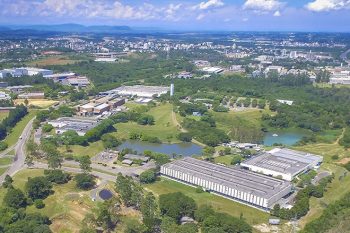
[0,118,34,184]
[340,48,350,64]
[31,162,117,181]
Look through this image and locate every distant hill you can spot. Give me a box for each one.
[4,24,131,33]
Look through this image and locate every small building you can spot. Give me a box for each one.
[177,71,193,79]
[123,154,150,163]
[0,92,11,100]
[277,99,294,105]
[201,67,224,74]
[269,218,280,225]
[122,159,133,166]
[180,216,195,225]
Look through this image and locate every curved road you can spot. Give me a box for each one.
[0,118,34,184]
[340,48,350,64]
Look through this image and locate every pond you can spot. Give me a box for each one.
[263,130,308,146]
[118,140,203,157]
[99,189,113,200]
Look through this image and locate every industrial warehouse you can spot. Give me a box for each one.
[241,148,323,181]
[160,157,292,210]
[48,117,99,136]
[100,85,169,98]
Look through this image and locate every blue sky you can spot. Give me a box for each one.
[0,0,350,32]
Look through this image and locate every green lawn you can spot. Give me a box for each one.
[0,169,44,204]
[214,155,235,165]
[3,111,37,147]
[144,178,269,225]
[0,157,13,166]
[114,103,181,143]
[0,112,9,122]
[212,109,266,134]
[0,167,9,176]
[59,141,105,158]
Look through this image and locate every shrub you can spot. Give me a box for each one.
[140,169,156,184]
[75,173,96,190]
[34,199,45,209]
[0,141,8,151]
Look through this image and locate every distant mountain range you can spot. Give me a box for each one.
[0,24,131,33]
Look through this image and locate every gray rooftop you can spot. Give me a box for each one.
[241,153,310,176]
[162,157,292,199]
[268,148,323,165]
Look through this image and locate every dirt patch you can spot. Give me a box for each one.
[337,157,350,165]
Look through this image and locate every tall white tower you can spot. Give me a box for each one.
[170,83,174,97]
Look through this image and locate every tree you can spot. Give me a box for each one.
[159,192,197,222]
[177,133,192,142]
[3,188,27,208]
[2,174,13,188]
[141,192,158,232]
[75,173,96,190]
[24,98,29,106]
[44,169,71,184]
[79,155,92,173]
[26,176,53,200]
[139,169,157,184]
[115,173,143,209]
[101,134,121,149]
[42,123,53,133]
[34,199,45,209]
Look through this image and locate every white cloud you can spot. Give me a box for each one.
[306,0,350,12]
[273,10,281,16]
[194,0,224,10]
[243,0,284,12]
[1,0,187,21]
[196,13,206,20]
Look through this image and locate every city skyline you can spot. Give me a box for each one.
[0,0,350,32]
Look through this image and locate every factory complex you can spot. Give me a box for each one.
[101,85,169,98]
[48,117,99,136]
[161,148,323,210]
[161,157,292,210]
[77,96,125,116]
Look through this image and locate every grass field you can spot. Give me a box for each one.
[0,167,9,176]
[114,103,181,143]
[214,155,235,165]
[14,99,59,108]
[3,111,36,147]
[26,55,83,66]
[144,178,269,225]
[0,169,95,233]
[59,141,105,158]
[0,112,9,121]
[299,163,350,228]
[0,157,13,166]
[212,109,266,133]
[294,143,350,163]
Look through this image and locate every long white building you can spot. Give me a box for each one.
[160,157,292,209]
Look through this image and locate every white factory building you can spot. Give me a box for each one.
[161,157,292,209]
[101,85,169,98]
[0,67,53,78]
[241,148,323,181]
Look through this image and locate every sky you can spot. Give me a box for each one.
[0,0,350,32]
